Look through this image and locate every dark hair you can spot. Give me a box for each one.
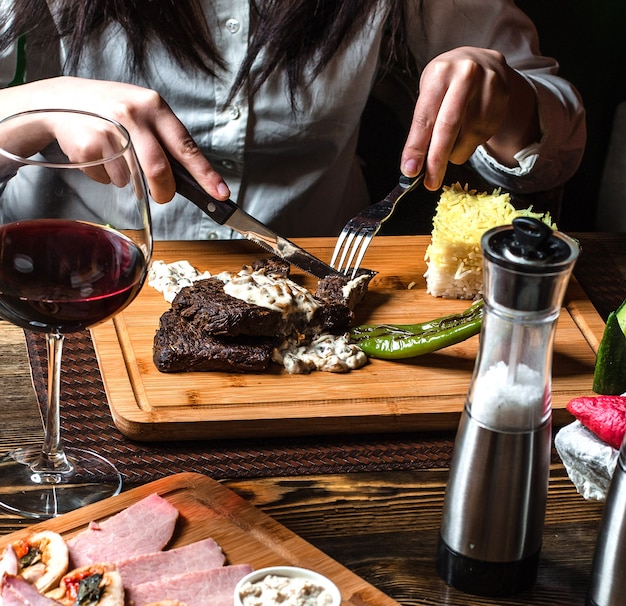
[0,0,410,105]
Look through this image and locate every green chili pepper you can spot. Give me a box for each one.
[350,299,483,359]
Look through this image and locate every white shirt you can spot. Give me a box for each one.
[0,0,586,240]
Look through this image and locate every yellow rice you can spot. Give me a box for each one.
[424,182,555,299]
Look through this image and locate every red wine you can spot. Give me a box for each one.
[0,219,148,333]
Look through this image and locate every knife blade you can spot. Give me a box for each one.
[168,157,344,279]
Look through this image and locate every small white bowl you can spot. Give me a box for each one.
[234,565,342,606]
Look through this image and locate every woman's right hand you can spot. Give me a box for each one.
[1,76,230,203]
[400,47,541,191]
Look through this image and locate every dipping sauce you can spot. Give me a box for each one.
[238,574,335,606]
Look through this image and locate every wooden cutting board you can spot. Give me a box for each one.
[0,472,398,606]
[91,236,605,441]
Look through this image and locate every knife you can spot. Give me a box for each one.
[168,157,344,279]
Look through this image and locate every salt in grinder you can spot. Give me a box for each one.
[436,217,579,597]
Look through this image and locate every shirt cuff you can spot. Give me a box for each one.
[472,142,540,177]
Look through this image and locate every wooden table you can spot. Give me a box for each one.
[0,232,624,605]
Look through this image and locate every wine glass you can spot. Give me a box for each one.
[0,109,152,518]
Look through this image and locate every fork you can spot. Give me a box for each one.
[330,170,425,278]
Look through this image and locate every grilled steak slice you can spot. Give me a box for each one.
[154,310,274,373]
[251,256,291,277]
[312,301,353,333]
[167,274,357,339]
[171,278,284,338]
[315,271,373,311]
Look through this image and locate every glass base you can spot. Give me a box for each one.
[0,446,122,519]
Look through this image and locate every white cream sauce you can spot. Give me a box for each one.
[147,260,211,303]
[341,273,370,301]
[218,268,320,322]
[273,333,367,374]
[238,574,334,606]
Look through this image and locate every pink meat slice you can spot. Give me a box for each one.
[1,575,60,605]
[67,493,179,568]
[0,544,19,578]
[126,563,253,606]
[116,537,225,587]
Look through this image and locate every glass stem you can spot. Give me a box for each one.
[32,332,73,475]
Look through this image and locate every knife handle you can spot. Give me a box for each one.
[168,155,237,225]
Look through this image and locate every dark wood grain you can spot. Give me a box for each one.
[223,468,605,606]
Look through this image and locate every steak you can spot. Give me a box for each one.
[313,300,353,333]
[154,310,274,373]
[171,278,285,338]
[116,537,225,588]
[126,564,253,606]
[250,256,291,277]
[67,493,179,569]
[152,258,373,373]
[315,271,373,311]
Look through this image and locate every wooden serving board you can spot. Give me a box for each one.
[91,236,606,441]
[0,472,398,606]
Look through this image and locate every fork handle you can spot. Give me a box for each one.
[381,170,424,208]
[399,170,424,191]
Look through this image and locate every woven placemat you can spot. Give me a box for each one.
[25,329,458,484]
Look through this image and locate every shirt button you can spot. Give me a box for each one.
[220,159,235,170]
[206,231,219,240]
[227,105,240,120]
[225,18,240,34]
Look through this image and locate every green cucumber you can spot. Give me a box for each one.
[593,297,626,395]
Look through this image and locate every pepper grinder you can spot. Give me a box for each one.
[586,433,626,606]
[436,217,579,597]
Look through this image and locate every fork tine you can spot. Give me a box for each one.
[331,170,424,275]
[332,229,357,273]
[337,230,358,273]
[349,231,375,279]
[330,226,350,268]
[342,231,367,276]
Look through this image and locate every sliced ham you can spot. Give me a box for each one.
[126,564,253,606]
[0,545,19,578]
[1,575,60,605]
[67,494,179,569]
[116,537,225,588]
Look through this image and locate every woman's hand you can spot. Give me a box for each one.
[2,76,230,203]
[401,47,541,190]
